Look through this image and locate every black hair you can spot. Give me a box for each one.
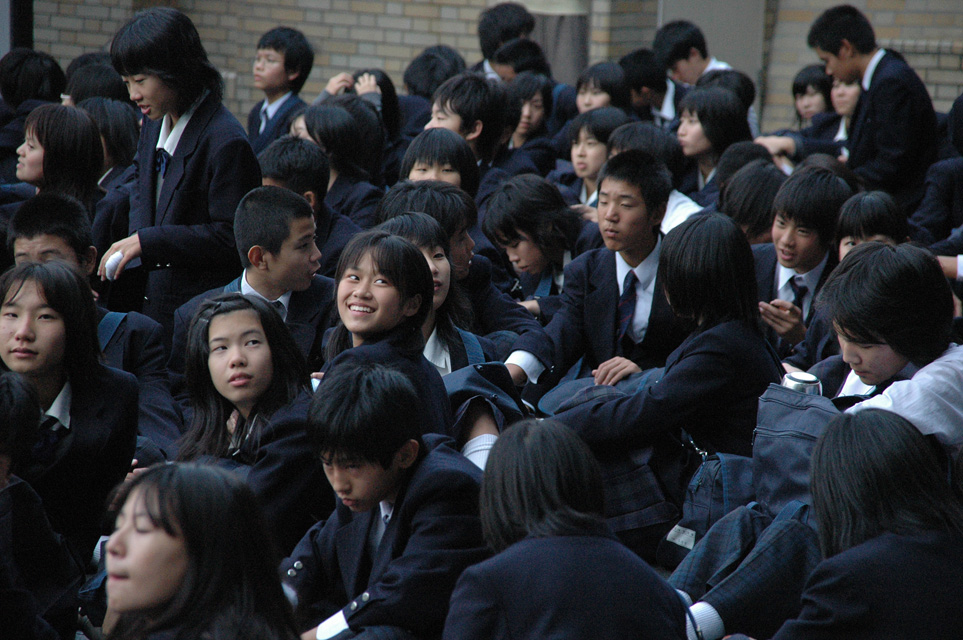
[566,106,632,147]
[0,371,42,471]
[796,152,864,194]
[618,48,666,92]
[597,148,673,212]
[432,73,505,162]
[303,102,371,181]
[480,418,605,552]
[807,4,877,55]
[0,48,66,107]
[835,191,906,245]
[77,97,140,169]
[110,7,223,114]
[817,242,952,366]
[106,463,298,640]
[483,174,582,272]
[179,294,308,463]
[325,230,434,361]
[351,69,400,140]
[309,361,424,468]
[258,134,330,200]
[811,409,963,558]
[576,62,632,115]
[721,159,787,241]
[65,52,112,86]
[608,122,687,187]
[331,94,385,183]
[772,165,853,247]
[9,192,94,268]
[377,180,479,234]
[23,104,104,215]
[678,87,753,163]
[714,141,773,194]
[697,69,756,112]
[377,213,472,352]
[399,128,480,198]
[660,213,760,331]
[257,27,314,95]
[490,38,551,78]
[792,64,833,124]
[507,72,553,139]
[0,261,100,384]
[403,45,466,100]
[233,186,315,268]
[494,79,520,143]
[653,20,708,69]
[64,64,129,105]
[477,2,535,60]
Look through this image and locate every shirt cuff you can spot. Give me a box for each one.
[505,350,545,384]
[688,602,726,640]
[316,610,348,639]
[955,256,963,281]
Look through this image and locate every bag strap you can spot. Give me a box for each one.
[532,272,554,299]
[97,312,127,351]
[773,499,809,524]
[457,328,486,365]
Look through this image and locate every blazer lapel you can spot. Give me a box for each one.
[335,510,374,599]
[586,251,620,361]
[156,95,218,225]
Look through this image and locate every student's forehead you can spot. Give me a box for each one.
[257,47,284,58]
[600,178,643,199]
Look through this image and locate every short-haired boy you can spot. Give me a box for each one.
[426,72,505,168]
[283,362,487,639]
[755,166,852,356]
[652,20,730,86]
[249,27,314,154]
[618,48,689,129]
[258,135,360,278]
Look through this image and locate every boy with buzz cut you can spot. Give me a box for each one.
[283,361,488,640]
[249,26,314,154]
[755,166,852,357]
[258,134,360,278]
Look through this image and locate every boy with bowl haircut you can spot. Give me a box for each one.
[249,27,314,154]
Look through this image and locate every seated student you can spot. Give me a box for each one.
[552,214,782,559]
[0,261,137,561]
[282,362,488,639]
[696,141,775,216]
[488,37,552,84]
[911,96,963,246]
[653,19,732,87]
[674,242,959,640]
[721,159,787,244]
[258,135,361,278]
[169,186,335,414]
[0,371,85,640]
[0,48,65,184]
[784,191,907,376]
[606,122,702,234]
[176,293,328,554]
[60,63,128,107]
[504,71,556,175]
[547,107,631,209]
[727,410,963,640]
[322,229,453,434]
[696,68,760,137]
[9,193,183,456]
[99,8,262,345]
[548,62,634,159]
[619,48,689,130]
[302,101,384,228]
[483,174,602,324]
[676,86,753,207]
[76,97,140,191]
[754,166,852,357]
[401,45,466,140]
[443,418,687,640]
[790,64,833,129]
[489,79,541,180]
[248,27,314,155]
[472,1,534,80]
[375,180,553,387]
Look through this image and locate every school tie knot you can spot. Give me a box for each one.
[618,270,638,342]
[789,276,809,313]
[270,299,286,320]
[155,149,172,177]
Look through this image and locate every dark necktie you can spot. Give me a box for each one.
[31,417,66,466]
[618,270,638,342]
[155,149,171,177]
[789,277,809,317]
[259,106,270,134]
[271,299,286,318]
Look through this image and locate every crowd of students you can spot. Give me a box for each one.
[3,2,963,639]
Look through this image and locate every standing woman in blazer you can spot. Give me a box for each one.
[98,7,261,343]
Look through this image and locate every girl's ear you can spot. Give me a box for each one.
[401,294,422,318]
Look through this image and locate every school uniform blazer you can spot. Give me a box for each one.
[908,157,963,245]
[317,201,362,278]
[491,146,539,178]
[847,51,937,213]
[26,363,138,560]
[753,243,835,359]
[281,434,487,637]
[517,136,557,176]
[553,320,783,457]
[728,531,963,640]
[129,93,261,335]
[246,94,306,155]
[519,247,688,387]
[97,306,183,453]
[324,174,383,230]
[443,532,687,640]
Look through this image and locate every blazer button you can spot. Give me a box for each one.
[293,561,303,570]
[349,601,358,611]
[286,568,296,577]
[361,592,370,602]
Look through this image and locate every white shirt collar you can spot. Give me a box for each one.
[262,92,292,120]
[379,500,394,523]
[615,235,661,295]
[698,167,717,191]
[839,369,875,397]
[653,79,676,122]
[579,182,598,207]
[776,251,829,294]
[482,59,500,82]
[241,269,293,317]
[862,49,886,91]
[423,326,452,377]
[45,381,72,430]
[156,91,207,155]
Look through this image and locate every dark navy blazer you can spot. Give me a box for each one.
[443,532,687,640]
[910,157,963,245]
[316,201,361,278]
[325,174,383,230]
[246,94,306,155]
[281,435,487,637]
